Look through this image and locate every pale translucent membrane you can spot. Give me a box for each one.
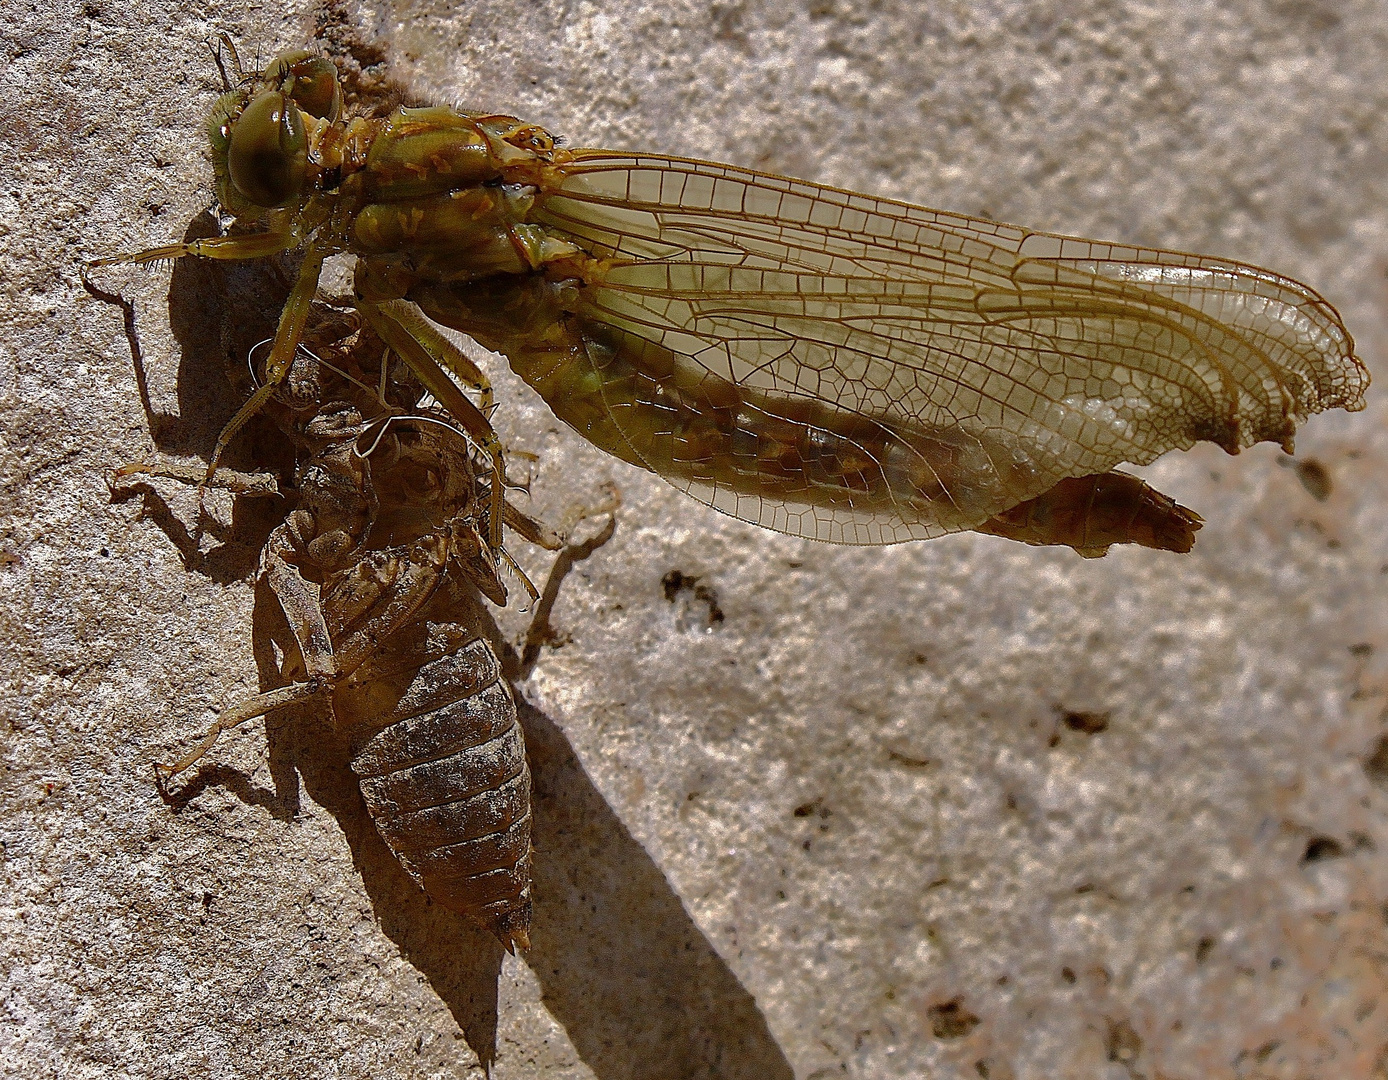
[535,152,1367,544]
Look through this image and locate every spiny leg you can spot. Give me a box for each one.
[155,680,327,784]
[88,227,303,269]
[376,298,497,414]
[502,496,563,551]
[210,244,326,476]
[207,31,243,91]
[89,228,324,481]
[356,297,510,550]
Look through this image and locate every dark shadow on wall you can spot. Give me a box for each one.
[117,218,794,1078]
[519,695,794,1079]
[96,210,297,584]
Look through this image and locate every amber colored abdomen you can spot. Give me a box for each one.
[337,633,533,951]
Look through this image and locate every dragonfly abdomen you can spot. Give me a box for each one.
[415,275,1040,541]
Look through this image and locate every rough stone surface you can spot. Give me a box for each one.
[4,1,1388,1078]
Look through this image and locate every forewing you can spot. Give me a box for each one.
[534,151,1366,544]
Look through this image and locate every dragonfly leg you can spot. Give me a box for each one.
[112,459,281,497]
[374,298,496,414]
[88,226,324,482]
[88,227,303,268]
[206,244,327,478]
[355,296,509,551]
[501,497,563,551]
[157,506,341,786]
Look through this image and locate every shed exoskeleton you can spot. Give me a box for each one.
[129,317,561,952]
[266,408,547,952]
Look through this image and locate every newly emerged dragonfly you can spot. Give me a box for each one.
[95,43,1368,557]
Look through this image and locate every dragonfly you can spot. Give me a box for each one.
[94,40,1369,559]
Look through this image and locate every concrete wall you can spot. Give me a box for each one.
[4,1,1387,1076]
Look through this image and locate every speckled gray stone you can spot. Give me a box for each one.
[3,2,1387,1078]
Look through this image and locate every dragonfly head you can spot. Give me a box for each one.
[207,51,343,211]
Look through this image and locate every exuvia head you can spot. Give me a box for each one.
[207,51,343,210]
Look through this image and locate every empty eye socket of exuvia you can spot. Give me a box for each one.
[228,91,308,208]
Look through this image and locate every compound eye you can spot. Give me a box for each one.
[285,56,342,122]
[227,91,307,208]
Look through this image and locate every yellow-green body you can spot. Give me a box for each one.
[95,47,1367,553]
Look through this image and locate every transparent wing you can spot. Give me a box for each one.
[533,151,1367,544]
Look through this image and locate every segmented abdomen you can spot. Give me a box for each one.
[333,626,533,951]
